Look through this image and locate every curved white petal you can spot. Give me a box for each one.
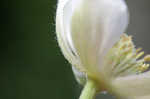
[70,0,129,76]
[56,0,129,78]
[56,0,81,68]
[111,71,150,99]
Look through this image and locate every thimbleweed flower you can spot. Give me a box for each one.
[56,0,150,99]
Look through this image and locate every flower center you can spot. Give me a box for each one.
[105,34,150,77]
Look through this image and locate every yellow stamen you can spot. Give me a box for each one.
[144,55,150,62]
[136,51,144,59]
[138,64,149,72]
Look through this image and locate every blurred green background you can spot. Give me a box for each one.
[0,0,150,99]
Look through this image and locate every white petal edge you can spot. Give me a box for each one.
[111,71,150,99]
[56,0,81,68]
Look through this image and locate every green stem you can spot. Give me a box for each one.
[79,79,97,99]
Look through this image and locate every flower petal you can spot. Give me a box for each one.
[71,0,129,77]
[56,0,83,70]
[111,71,150,99]
[56,0,129,79]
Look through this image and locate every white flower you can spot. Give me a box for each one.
[56,0,150,99]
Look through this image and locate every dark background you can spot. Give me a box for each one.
[0,0,150,99]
